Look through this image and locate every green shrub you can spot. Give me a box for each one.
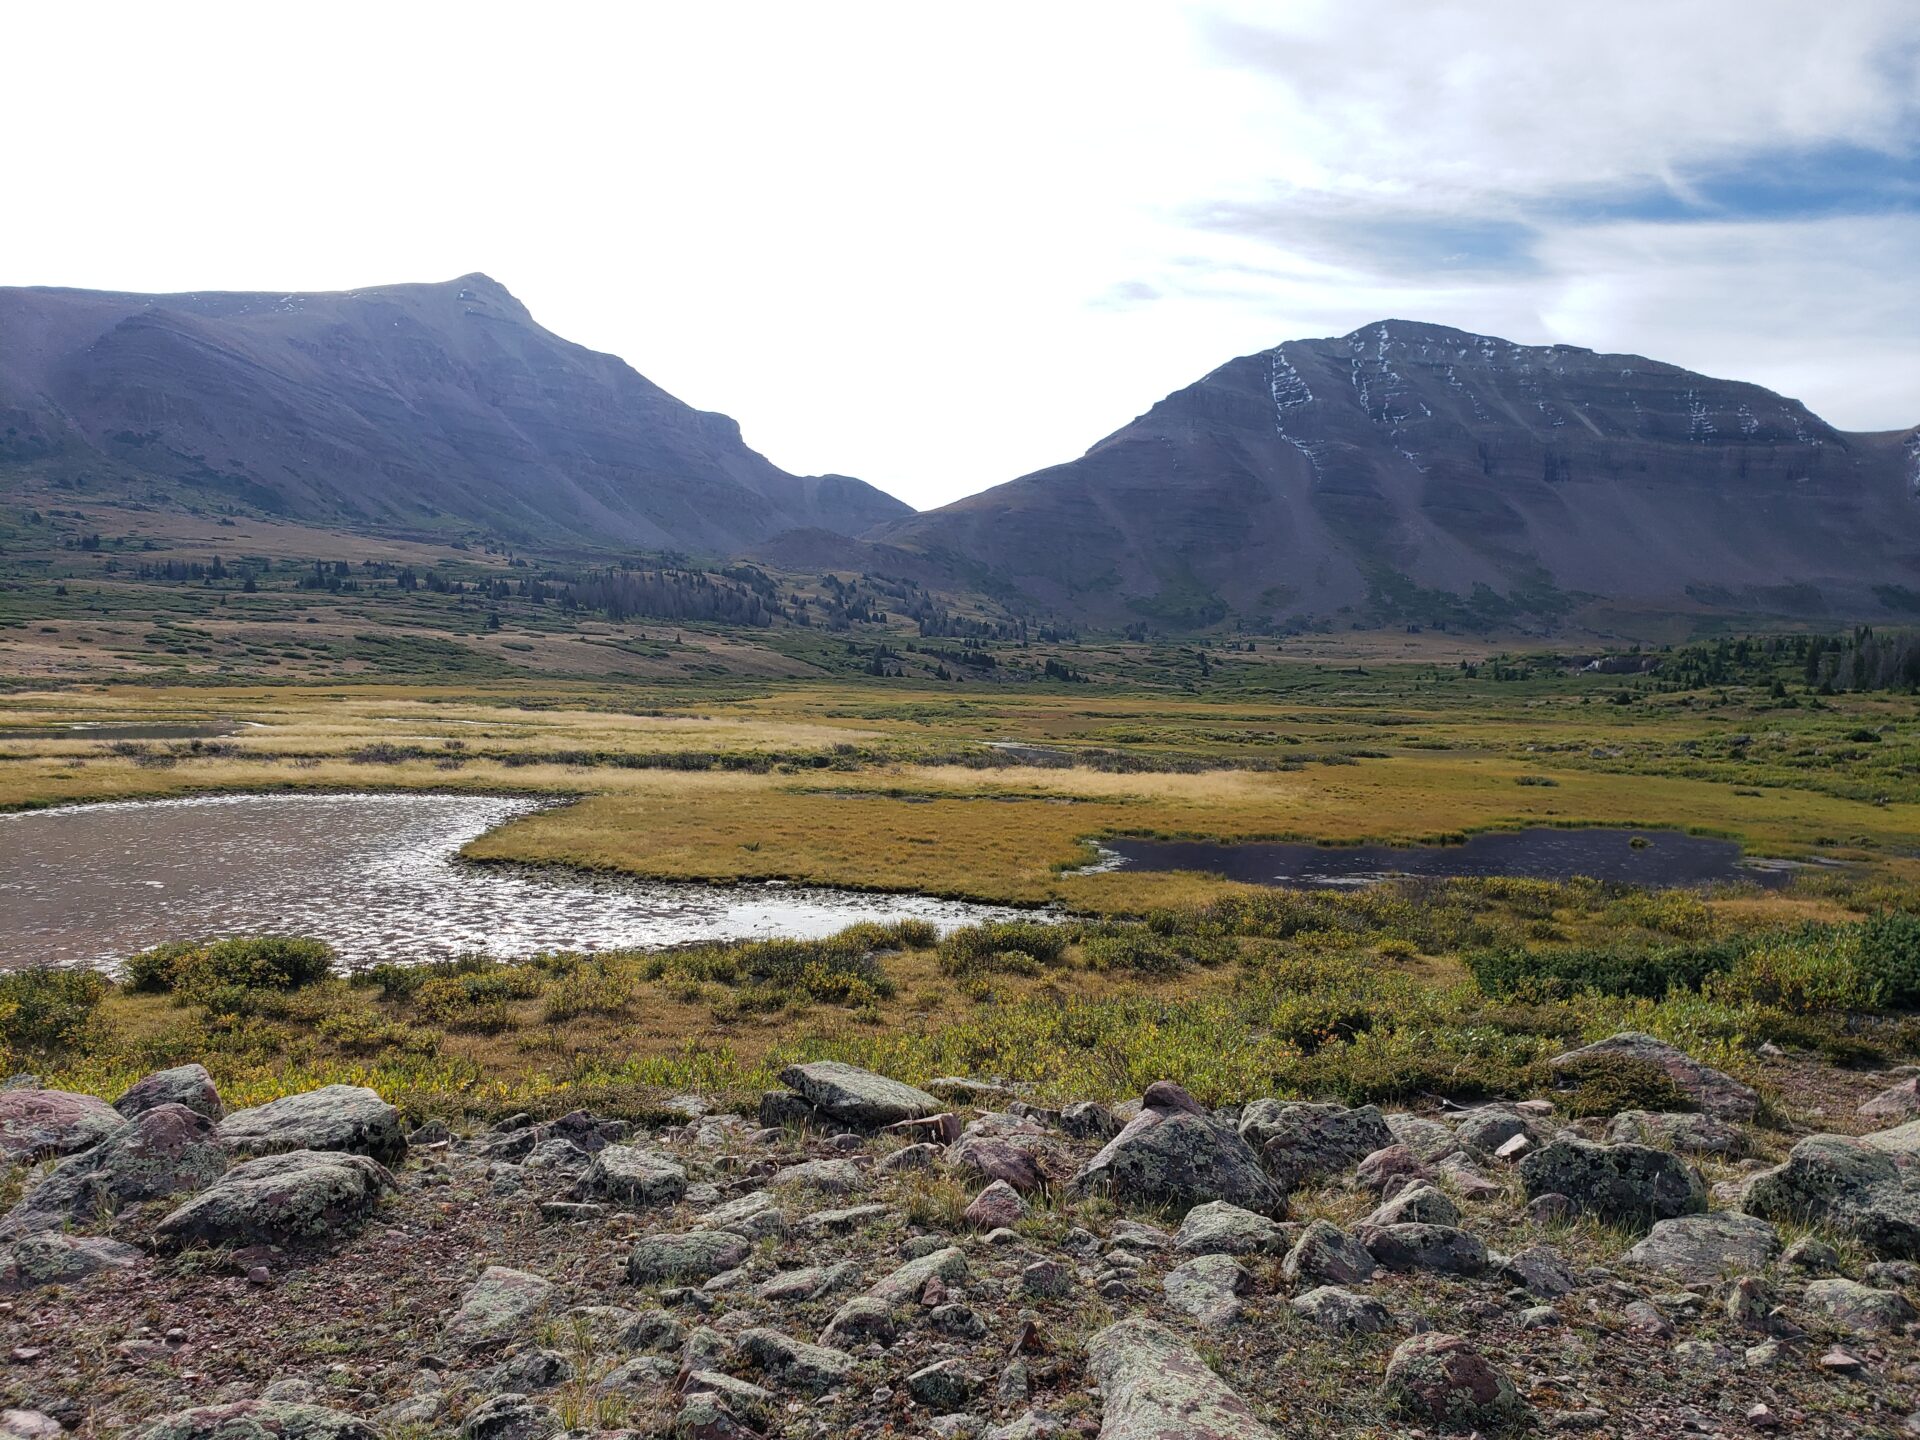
[541,961,639,1021]
[1858,912,1920,1008]
[128,935,336,997]
[121,940,203,993]
[1553,1053,1690,1117]
[1466,940,1743,1001]
[1707,930,1878,1013]
[0,968,110,1055]
[937,921,1067,976]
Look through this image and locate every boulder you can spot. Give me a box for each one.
[1740,1134,1920,1258]
[1504,1244,1577,1298]
[1621,1212,1781,1283]
[458,1393,561,1440]
[1518,1137,1706,1227]
[1070,1082,1283,1218]
[698,1191,787,1240]
[1384,1113,1459,1163]
[754,1262,861,1302]
[0,1088,124,1162]
[137,1403,380,1440]
[1548,1032,1758,1120]
[771,1158,865,1193]
[948,1115,1070,1193]
[2,1101,226,1235]
[154,1149,392,1249]
[0,1232,142,1292]
[908,1358,975,1410]
[1859,1077,1920,1124]
[115,1064,223,1122]
[819,1293,897,1348]
[577,1145,687,1209]
[1804,1277,1918,1334]
[776,1062,941,1129]
[215,1085,406,1165]
[1363,1183,1459,1228]
[1281,1219,1376,1286]
[737,1327,856,1393]
[1162,1253,1254,1325]
[1238,1101,1392,1189]
[444,1266,555,1350]
[1381,1332,1525,1426]
[1290,1284,1393,1334]
[1862,1118,1920,1157]
[965,1180,1029,1230]
[1086,1317,1278,1439]
[864,1245,968,1305]
[1354,1144,1429,1194]
[627,1231,751,1285]
[1358,1222,1488,1275]
[1449,1106,1546,1158]
[1172,1200,1293,1256]
[1605,1109,1748,1157]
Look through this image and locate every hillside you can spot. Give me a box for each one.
[0,275,909,553]
[871,321,1920,631]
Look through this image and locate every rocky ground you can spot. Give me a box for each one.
[3,1038,1920,1439]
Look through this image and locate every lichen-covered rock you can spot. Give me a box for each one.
[1449,1106,1546,1158]
[1548,1032,1758,1120]
[819,1292,897,1348]
[1381,1332,1525,1426]
[1518,1137,1706,1228]
[1086,1317,1278,1439]
[699,1190,787,1239]
[1384,1113,1459,1163]
[458,1392,561,1440]
[755,1261,861,1302]
[1354,1144,1430,1194]
[1859,1077,1920,1123]
[216,1085,406,1165]
[137,1401,381,1440]
[577,1145,687,1209]
[907,1358,975,1410]
[1621,1211,1780,1282]
[444,1266,554,1349]
[1281,1219,1376,1286]
[737,1326,856,1393]
[1606,1109,1748,1157]
[965,1179,1029,1229]
[776,1062,941,1129]
[1739,1133,1920,1258]
[1804,1277,1918,1334]
[0,1088,124,1162]
[1239,1101,1391,1189]
[1172,1200,1292,1256]
[771,1158,865,1193]
[1363,1182,1459,1228]
[1862,1118,1920,1157]
[1162,1253,1254,1325]
[626,1230,751,1284]
[2,1101,226,1236]
[1071,1082,1283,1218]
[1358,1222,1488,1275]
[1289,1285,1393,1334]
[0,1232,142,1292]
[948,1115,1070,1194]
[154,1149,392,1249]
[866,1244,968,1305]
[115,1064,224,1122]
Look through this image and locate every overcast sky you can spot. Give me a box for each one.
[5,1,1916,509]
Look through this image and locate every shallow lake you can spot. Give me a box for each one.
[1092,827,1797,890]
[0,792,1037,971]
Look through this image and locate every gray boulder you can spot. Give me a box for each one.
[1162,1253,1255,1325]
[1622,1212,1780,1282]
[1282,1219,1376,1286]
[1518,1137,1706,1227]
[1804,1277,1918,1334]
[137,1403,380,1440]
[216,1085,406,1165]
[115,1064,223,1122]
[0,1232,142,1292]
[154,1149,392,1248]
[0,1088,124,1161]
[1863,1118,1920,1156]
[1382,1332,1525,1425]
[577,1145,687,1208]
[1740,1134,1920,1258]
[1548,1032,1758,1120]
[1504,1244,1577,1298]
[1606,1109,1748,1157]
[776,1061,941,1129]
[459,1393,561,1440]
[700,1190,787,1239]
[1087,1317,1278,1439]
[864,1245,968,1305]
[2,1101,226,1236]
[444,1266,554,1350]
[1859,1077,1920,1124]
[737,1327,856,1393]
[627,1230,751,1285]
[1385,1112,1459,1163]
[1363,1183,1459,1228]
[1358,1222,1488,1275]
[1071,1082,1283,1218]
[1290,1284,1393,1334]
[1172,1200,1293,1256]
[1239,1101,1391,1188]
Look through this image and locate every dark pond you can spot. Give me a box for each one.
[1092,827,1799,890]
[0,721,253,741]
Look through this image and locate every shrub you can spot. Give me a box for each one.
[128,935,335,996]
[413,965,544,1029]
[542,961,639,1021]
[1466,940,1742,1001]
[1706,931,1878,1013]
[122,940,203,993]
[0,968,110,1055]
[1553,1053,1690,1117]
[1858,912,1920,1009]
[937,921,1067,976]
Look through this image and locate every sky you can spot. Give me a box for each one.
[4,1,1917,509]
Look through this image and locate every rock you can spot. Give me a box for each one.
[0,1088,124,1162]
[673,1394,758,1440]
[1548,1032,1759,1120]
[737,1327,855,1393]
[574,1145,687,1208]
[115,1064,224,1122]
[216,1085,406,1165]
[681,1369,774,1419]
[2,1101,226,1235]
[965,1180,1028,1229]
[1450,1106,1544,1157]
[1525,1192,1575,1225]
[1062,1101,1120,1139]
[138,1403,381,1439]
[699,1191,787,1240]
[1289,1284,1393,1334]
[1071,1082,1283,1218]
[1363,1183,1459,1228]
[0,1232,142,1291]
[628,1231,752,1285]
[1172,1200,1292,1256]
[1381,1332,1525,1426]
[1725,1275,1772,1331]
[1860,1077,1920,1123]
[1504,1244,1577,1299]
[1354,1144,1429,1194]
[1358,1222,1488,1275]
[1239,1100,1392,1188]
[754,1262,860,1302]
[777,1062,940,1129]
[819,1294,896,1348]
[866,1245,968,1305]
[1385,1112,1459,1163]
[1606,1109,1749,1157]
[1622,1211,1781,1282]
[1086,1317,1278,1439]
[1863,1118,1920,1156]
[459,1393,561,1440]
[772,1158,865,1193]
[1162,1253,1254,1325]
[879,1142,943,1173]
[493,1348,572,1392]
[985,1414,1061,1440]
[1740,1134,1920,1258]
[1782,1235,1842,1273]
[1282,1219,1376,1286]
[1518,1137,1706,1227]
[444,1266,554,1349]
[154,1149,392,1249]
[0,1412,61,1440]
[1804,1277,1918,1334]
[932,1302,988,1338]
[908,1358,975,1409]
[1623,1300,1672,1336]
[1519,1304,1561,1329]
[1022,1258,1073,1297]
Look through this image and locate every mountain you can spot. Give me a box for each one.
[0,274,909,552]
[871,321,1920,630]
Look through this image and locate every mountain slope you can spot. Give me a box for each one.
[872,321,1920,629]
[0,274,909,552]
